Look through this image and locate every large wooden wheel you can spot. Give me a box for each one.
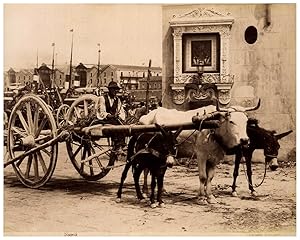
[7,94,58,188]
[56,104,70,128]
[65,94,116,181]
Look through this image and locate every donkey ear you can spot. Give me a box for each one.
[155,123,168,136]
[275,130,293,140]
[174,126,183,138]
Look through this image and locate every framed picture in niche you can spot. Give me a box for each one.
[183,33,220,73]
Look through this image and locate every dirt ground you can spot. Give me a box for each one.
[3,143,296,236]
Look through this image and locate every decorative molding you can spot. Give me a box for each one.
[172,89,186,105]
[170,8,234,26]
[186,85,216,103]
[217,89,231,105]
[170,7,234,106]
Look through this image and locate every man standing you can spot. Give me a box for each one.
[97,81,126,152]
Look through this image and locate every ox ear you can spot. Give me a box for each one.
[275,130,293,140]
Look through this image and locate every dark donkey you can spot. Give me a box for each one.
[116,124,182,208]
[231,118,293,196]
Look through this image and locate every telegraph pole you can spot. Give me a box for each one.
[145,59,151,113]
[51,43,55,88]
[36,48,39,69]
[97,43,101,87]
[69,29,74,88]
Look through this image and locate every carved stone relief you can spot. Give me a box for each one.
[172,88,186,105]
[170,7,234,106]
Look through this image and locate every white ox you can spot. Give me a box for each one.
[139,101,260,204]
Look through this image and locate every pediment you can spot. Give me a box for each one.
[170,8,234,26]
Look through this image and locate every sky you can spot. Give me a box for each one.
[3,4,162,70]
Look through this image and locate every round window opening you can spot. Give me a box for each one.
[245,26,258,44]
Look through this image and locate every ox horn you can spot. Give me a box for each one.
[244,98,261,112]
[216,100,227,112]
[275,130,293,140]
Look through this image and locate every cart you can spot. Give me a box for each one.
[4,94,220,188]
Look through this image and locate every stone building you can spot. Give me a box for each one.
[15,69,34,85]
[131,76,162,102]
[162,4,295,158]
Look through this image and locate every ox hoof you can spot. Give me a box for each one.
[150,203,158,208]
[142,193,148,199]
[158,202,165,208]
[251,191,258,197]
[197,197,208,205]
[115,198,121,203]
[232,191,238,197]
[207,195,218,204]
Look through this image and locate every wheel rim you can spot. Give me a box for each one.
[7,94,58,188]
[66,94,115,181]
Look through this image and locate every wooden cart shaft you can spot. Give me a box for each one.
[82,120,220,137]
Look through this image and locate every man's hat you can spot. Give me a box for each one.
[107,81,121,89]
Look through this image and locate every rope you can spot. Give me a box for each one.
[242,159,267,188]
[176,130,197,146]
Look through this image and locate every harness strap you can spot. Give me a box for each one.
[130,147,161,161]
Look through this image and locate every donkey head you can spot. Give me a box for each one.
[155,123,182,167]
[267,130,293,171]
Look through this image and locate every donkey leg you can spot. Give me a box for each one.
[116,162,132,202]
[133,166,146,201]
[150,173,157,208]
[142,168,150,198]
[232,151,242,197]
[157,168,167,207]
[245,153,257,196]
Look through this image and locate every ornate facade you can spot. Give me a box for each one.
[169,8,234,105]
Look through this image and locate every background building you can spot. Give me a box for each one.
[162,4,295,159]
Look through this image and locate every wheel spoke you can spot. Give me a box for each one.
[33,153,40,180]
[16,110,30,134]
[33,104,40,134]
[26,102,34,134]
[16,157,25,168]
[74,107,82,119]
[36,151,48,174]
[25,155,33,179]
[87,144,94,176]
[84,100,88,117]
[81,145,87,174]
[12,127,27,138]
[90,144,104,169]
[71,143,84,159]
[35,116,47,138]
[37,146,51,157]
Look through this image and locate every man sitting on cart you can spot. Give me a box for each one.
[96,81,126,154]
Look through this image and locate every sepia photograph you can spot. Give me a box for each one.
[2,2,297,237]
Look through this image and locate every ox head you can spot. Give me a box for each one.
[265,130,293,171]
[215,99,261,149]
[155,123,182,167]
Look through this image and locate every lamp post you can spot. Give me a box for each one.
[51,43,55,88]
[97,43,101,87]
[69,29,74,88]
[145,59,152,113]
